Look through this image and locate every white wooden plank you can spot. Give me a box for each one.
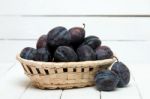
[0,40,35,63]
[101,74,141,99]
[0,0,22,15]
[61,87,100,99]
[0,17,150,40]
[21,85,62,99]
[103,41,150,64]
[0,0,150,15]
[0,63,14,78]
[130,64,150,99]
[0,62,30,99]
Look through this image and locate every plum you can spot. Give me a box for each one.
[35,48,51,62]
[95,70,119,91]
[68,26,85,47]
[95,45,113,60]
[77,45,96,61]
[20,47,37,60]
[54,46,78,62]
[36,34,47,49]
[47,26,71,48]
[81,36,101,49]
[111,61,130,87]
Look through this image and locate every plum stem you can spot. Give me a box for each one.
[83,23,85,29]
[113,56,119,62]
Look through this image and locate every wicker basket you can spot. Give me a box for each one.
[16,54,116,89]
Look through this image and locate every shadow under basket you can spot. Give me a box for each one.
[16,54,116,89]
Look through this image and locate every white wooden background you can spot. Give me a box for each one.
[0,0,150,99]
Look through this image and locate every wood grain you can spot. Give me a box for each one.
[0,62,30,99]
[0,63,14,79]
[61,87,100,99]
[130,64,150,99]
[0,0,150,15]
[20,85,62,99]
[0,17,150,40]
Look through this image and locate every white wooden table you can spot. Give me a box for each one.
[1,40,150,99]
[0,0,150,99]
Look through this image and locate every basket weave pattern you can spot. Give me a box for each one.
[16,54,116,89]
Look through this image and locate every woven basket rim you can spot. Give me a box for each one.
[16,54,116,68]
[16,54,116,89]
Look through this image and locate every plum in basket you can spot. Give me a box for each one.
[36,34,47,49]
[77,45,96,61]
[81,36,101,50]
[95,45,113,60]
[54,46,78,62]
[35,48,51,62]
[20,47,37,60]
[68,26,85,48]
[47,26,71,48]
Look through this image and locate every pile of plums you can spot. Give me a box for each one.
[20,25,130,91]
[20,25,113,62]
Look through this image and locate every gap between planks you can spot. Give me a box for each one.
[1,15,150,17]
[131,74,143,99]
[60,90,63,99]
[0,36,148,42]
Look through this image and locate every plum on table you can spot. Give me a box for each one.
[95,70,119,91]
[111,61,130,87]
